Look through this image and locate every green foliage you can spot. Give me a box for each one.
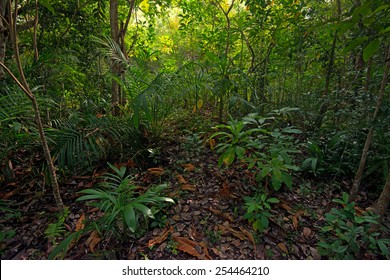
[0,200,19,256]
[76,163,174,236]
[243,193,279,233]
[209,112,301,191]
[48,231,83,260]
[209,118,259,166]
[45,113,144,174]
[45,208,70,245]
[318,193,390,259]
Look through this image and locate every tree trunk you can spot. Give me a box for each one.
[0,0,64,210]
[374,170,390,222]
[0,0,9,80]
[349,46,390,202]
[110,0,120,116]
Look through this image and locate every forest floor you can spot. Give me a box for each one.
[1,130,389,260]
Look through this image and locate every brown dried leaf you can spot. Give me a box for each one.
[218,225,246,241]
[277,242,289,254]
[75,214,85,232]
[303,227,312,238]
[148,167,164,177]
[211,248,225,258]
[188,224,202,241]
[172,236,211,259]
[126,159,137,168]
[147,225,173,247]
[182,163,195,172]
[85,231,101,253]
[292,214,300,230]
[176,174,187,184]
[239,226,256,250]
[209,138,216,150]
[199,241,212,260]
[181,184,196,192]
[280,202,293,213]
[207,207,234,222]
[220,180,231,197]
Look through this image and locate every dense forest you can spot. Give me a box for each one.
[0,0,389,260]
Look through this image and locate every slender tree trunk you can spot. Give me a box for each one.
[349,46,390,202]
[110,0,120,116]
[374,170,390,222]
[315,0,341,128]
[0,0,64,210]
[33,0,38,62]
[0,0,9,80]
[214,0,235,123]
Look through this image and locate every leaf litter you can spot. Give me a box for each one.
[1,134,389,260]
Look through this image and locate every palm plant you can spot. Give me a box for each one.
[77,163,174,235]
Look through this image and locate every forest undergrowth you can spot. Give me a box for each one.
[1,111,389,260]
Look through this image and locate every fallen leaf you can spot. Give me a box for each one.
[199,241,212,260]
[182,163,195,172]
[126,159,137,168]
[218,225,246,241]
[220,180,230,197]
[303,227,311,238]
[114,162,128,169]
[211,248,225,258]
[172,236,211,260]
[85,231,101,253]
[176,174,187,184]
[75,214,85,231]
[148,167,164,177]
[188,224,202,241]
[239,226,256,251]
[292,214,300,230]
[181,184,196,192]
[277,242,289,254]
[207,207,234,222]
[280,202,293,213]
[310,247,321,260]
[147,225,173,247]
[209,138,216,150]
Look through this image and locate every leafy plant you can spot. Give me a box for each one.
[209,114,269,166]
[243,193,279,232]
[76,163,174,236]
[45,207,70,245]
[210,113,301,191]
[318,192,390,259]
[0,200,19,256]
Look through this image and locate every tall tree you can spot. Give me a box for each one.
[110,0,120,116]
[350,46,390,202]
[0,0,64,210]
[0,0,9,80]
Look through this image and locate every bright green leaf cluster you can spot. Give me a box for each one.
[318,192,390,259]
[77,163,174,235]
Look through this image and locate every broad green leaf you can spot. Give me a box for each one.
[221,147,236,166]
[48,232,81,259]
[266,197,280,204]
[363,39,380,62]
[377,239,390,257]
[342,37,367,54]
[271,175,282,191]
[39,0,55,14]
[235,146,246,159]
[133,203,154,218]
[123,205,137,232]
[281,172,292,189]
[260,215,269,229]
